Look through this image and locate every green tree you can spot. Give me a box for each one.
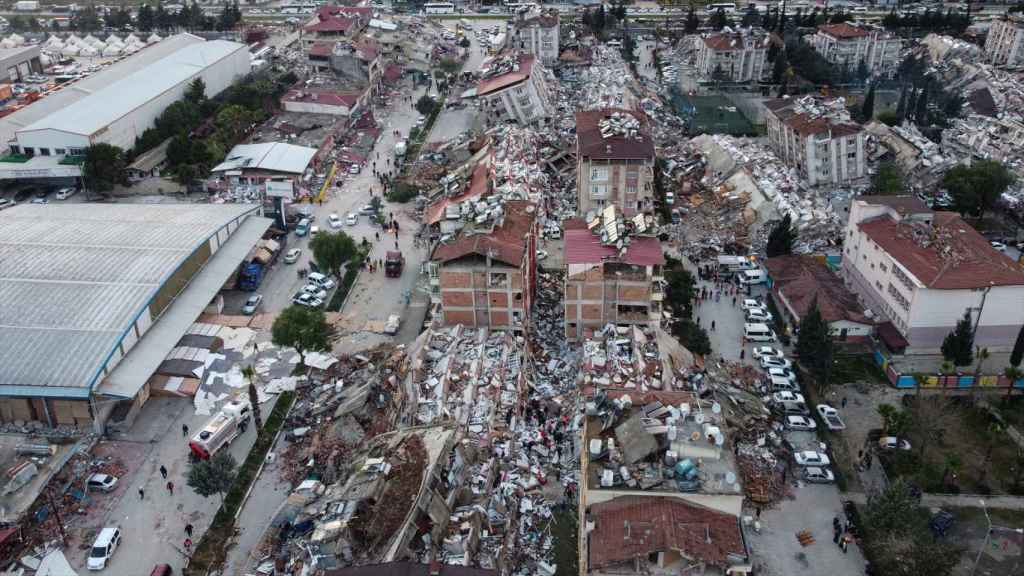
[664,264,697,318]
[877,110,899,126]
[83,143,126,194]
[670,319,711,356]
[943,160,1016,219]
[795,298,834,390]
[708,7,731,30]
[137,4,155,31]
[310,231,357,278]
[741,4,760,27]
[863,478,921,535]
[870,161,905,195]
[871,530,962,576]
[941,310,975,367]
[415,95,438,116]
[861,83,876,120]
[185,77,206,104]
[215,104,254,144]
[877,403,910,437]
[685,5,699,32]
[941,452,962,487]
[186,451,236,503]
[765,214,797,257]
[271,305,334,366]
[1010,324,1024,368]
[240,364,263,431]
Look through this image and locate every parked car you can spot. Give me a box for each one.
[242,294,263,315]
[292,292,323,308]
[348,163,360,174]
[741,298,765,311]
[878,436,911,451]
[752,346,783,359]
[309,225,320,236]
[802,466,835,484]
[359,204,377,215]
[774,391,806,405]
[87,527,122,570]
[760,356,792,369]
[346,212,358,226]
[86,473,119,492]
[283,248,302,264]
[746,308,773,323]
[769,378,800,392]
[301,284,327,300]
[817,404,846,431]
[794,451,831,467]
[55,187,78,200]
[991,241,1007,252]
[295,218,311,236]
[328,213,342,228]
[785,414,816,430]
[767,367,796,383]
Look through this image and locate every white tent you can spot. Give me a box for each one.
[61,45,80,56]
[123,33,140,44]
[82,34,102,47]
[0,39,15,49]
[90,40,107,51]
[39,52,52,66]
[79,45,98,57]
[36,550,78,576]
[105,33,121,44]
[123,43,140,54]
[66,34,82,44]
[101,43,122,56]
[146,33,162,44]
[8,33,25,46]
[45,34,63,48]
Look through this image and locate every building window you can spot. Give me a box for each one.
[39,148,50,156]
[891,264,915,292]
[68,147,85,156]
[887,283,910,311]
[22,147,34,156]
[9,145,19,154]
[55,148,66,155]
[489,272,508,288]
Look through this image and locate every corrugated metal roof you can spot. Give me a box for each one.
[0,203,260,394]
[212,142,318,174]
[18,39,247,138]
[0,34,206,152]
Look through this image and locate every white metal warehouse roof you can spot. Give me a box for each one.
[18,39,247,139]
[0,203,261,396]
[212,142,318,175]
[0,34,205,151]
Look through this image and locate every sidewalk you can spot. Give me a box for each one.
[845,491,1024,510]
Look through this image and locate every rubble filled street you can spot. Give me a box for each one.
[6,3,1024,576]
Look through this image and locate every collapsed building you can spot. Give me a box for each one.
[563,207,664,341]
[764,96,866,187]
[474,52,554,126]
[512,8,560,67]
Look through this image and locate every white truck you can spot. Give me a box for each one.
[14,1,39,11]
[188,399,251,460]
[394,140,407,157]
[816,404,846,431]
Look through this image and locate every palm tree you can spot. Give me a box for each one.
[979,421,1005,486]
[941,360,955,398]
[912,372,928,397]
[240,364,264,432]
[941,452,962,489]
[972,346,990,403]
[1005,366,1024,401]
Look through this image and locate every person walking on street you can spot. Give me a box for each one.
[159,465,167,479]
[182,423,189,437]
[185,524,193,538]
[184,538,192,553]
[711,320,716,331]
[166,481,174,495]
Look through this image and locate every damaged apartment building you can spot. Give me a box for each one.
[578,329,752,575]
[695,29,770,84]
[985,15,1024,67]
[513,7,560,67]
[576,109,656,217]
[842,196,1024,354]
[429,200,539,333]
[474,51,553,126]
[764,96,866,187]
[808,22,902,77]
[563,207,664,341]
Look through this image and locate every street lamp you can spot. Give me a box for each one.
[971,499,992,576]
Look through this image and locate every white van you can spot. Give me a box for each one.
[739,269,767,285]
[87,527,121,570]
[744,322,776,342]
[307,271,336,290]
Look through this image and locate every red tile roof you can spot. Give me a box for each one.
[576,108,655,161]
[564,228,664,266]
[765,98,863,137]
[305,16,357,33]
[702,33,743,51]
[282,89,359,108]
[589,496,746,571]
[431,200,536,267]
[425,161,490,225]
[476,54,536,96]
[859,195,932,216]
[307,41,333,57]
[858,212,1024,289]
[383,64,403,82]
[818,22,869,39]
[764,255,872,325]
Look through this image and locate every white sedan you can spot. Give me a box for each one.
[785,415,817,431]
[752,346,783,360]
[292,292,324,308]
[283,248,302,264]
[746,308,773,323]
[346,212,358,226]
[328,213,343,228]
[760,356,792,369]
[741,298,765,311]
[794,451,831,467]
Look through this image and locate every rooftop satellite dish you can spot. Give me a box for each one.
[712,402,721,414]
[726,472,736,484]
[715,434,724,446]
[694,413,705,425]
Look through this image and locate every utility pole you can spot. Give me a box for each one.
[972,281,994,338]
